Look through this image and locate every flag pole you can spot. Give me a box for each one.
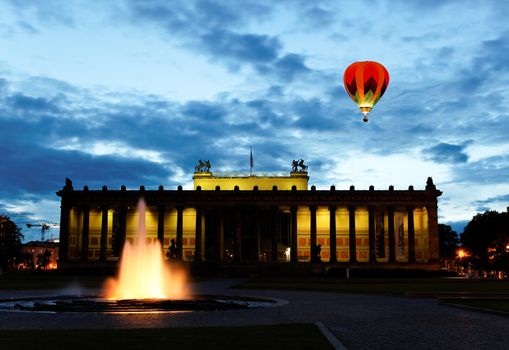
[249,147,252,176]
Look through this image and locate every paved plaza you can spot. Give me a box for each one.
[0,279,507,350]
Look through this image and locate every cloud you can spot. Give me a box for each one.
[7,93,60,112]
[126,0,311,80]
[423,142,469,163]
[472,194,509,206]
[453,155,509,184]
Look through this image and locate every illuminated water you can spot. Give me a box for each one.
[104,198,188,300]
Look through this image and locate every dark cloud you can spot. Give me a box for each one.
[127,0,310,80]
[453,155,509,184]
[7,93,60,112]
[423,142,469,164]
[301,6,335,29]
[201,30,281,65]
[472,194,509,206]
[273,54,311,80]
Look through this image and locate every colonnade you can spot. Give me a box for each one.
[59,203,438,264]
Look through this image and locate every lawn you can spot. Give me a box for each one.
[442,299,509,313]
[0,324,333,350]
[0,271,108,290]
[234,276,509,297]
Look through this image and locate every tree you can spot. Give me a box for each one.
[0,215,24,272]
[439,224,459,259]
[461,210,509,273]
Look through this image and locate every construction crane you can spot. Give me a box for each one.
[25,223,58,241]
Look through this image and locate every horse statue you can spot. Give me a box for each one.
[291,159,308,172]
[291,159,299,172]
[195,159,211,172]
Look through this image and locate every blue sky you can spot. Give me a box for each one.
[1,0,508,241]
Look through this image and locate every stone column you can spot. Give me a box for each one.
[176,206,184,260]
[290,206,298,263]
[254,208,261,262]
[388,207,396,262]
[117,206,127,257]
[58,204,71,263]
[234,208,242,262]
[216,209,224,261]
[81,207,90,261]
[407,207,416,262]
[329,205,337,263]
[348,206,357,262]
[194,207,202,261]
[427,205,439,260]
[271,207,279,262]
[100,206,108,261]
[309,205,317,262]
[368,206,376,263]
[157,205,165,247]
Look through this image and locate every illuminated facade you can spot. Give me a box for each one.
[57,168,442,269]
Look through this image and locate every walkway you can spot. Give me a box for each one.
[0,279,507,349]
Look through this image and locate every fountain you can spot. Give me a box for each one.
[104,198,188,300]
[0,198,279,313]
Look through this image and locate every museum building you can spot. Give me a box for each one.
[57,162,442,269]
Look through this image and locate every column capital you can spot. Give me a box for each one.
[328,205,337,211]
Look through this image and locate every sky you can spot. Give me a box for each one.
[1,0,508,241]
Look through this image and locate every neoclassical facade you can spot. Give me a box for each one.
[57,168,442,269]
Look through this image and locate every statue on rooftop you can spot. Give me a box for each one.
[292,159,308,172]
[64,178,73,190]
[195,159,211,172]
[426,177,436,191]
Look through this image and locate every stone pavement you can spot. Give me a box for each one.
[0,279,508,350]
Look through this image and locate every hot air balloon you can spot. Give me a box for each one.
[343,61,389,122]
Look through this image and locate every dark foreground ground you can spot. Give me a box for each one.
[0,273,508,350]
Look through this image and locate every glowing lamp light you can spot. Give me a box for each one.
[457,249,466,258]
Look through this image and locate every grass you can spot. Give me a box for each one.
[442,299,509,313]
[234,276,509,297]
[0,271,108,290]
[0,324,333,350]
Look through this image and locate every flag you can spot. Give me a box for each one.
[250,147,253,175]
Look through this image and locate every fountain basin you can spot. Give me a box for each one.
[0,295,281,313]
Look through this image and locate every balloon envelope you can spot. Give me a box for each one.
[343,61,389,122]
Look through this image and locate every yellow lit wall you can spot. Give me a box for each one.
[193,173,308,190]
[68,208,81,260]
[88,209,102,260]
[106,210,116,260]
[145,206,158,241]
[336,207,350,262]
[355,207,369,262]
[126,208,138,244]
[163,208,177,250]
[414,207,429,262]
[296,206,310,262]
[182,208,196,261]
[316,207,330,262]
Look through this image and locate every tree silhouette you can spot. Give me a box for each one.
[0,215,24,271]
[461,210,509,273]
[439,224,459,259]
